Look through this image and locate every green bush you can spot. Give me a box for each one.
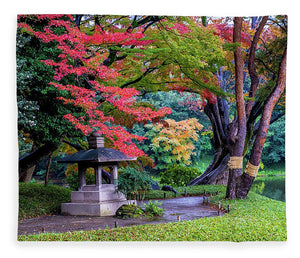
[115,204,144,219]
[143,200,164,216]
[19,183,71,219]
[117,167,153,200]
[160,164,200,187]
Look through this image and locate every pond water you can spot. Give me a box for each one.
[251,176,285,202]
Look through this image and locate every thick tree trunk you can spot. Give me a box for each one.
[188,16,285,201]
[19,142,59,182]
[18,143,38,183]
[188,65,231,186]
[226,17,247,199]
[19,165,36,183]
[237,47,287,198]
[188,95,230,186]
[188,151,229,185]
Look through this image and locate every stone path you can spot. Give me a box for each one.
[18,196,222,235]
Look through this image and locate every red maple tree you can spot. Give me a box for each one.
[18,15,171,157]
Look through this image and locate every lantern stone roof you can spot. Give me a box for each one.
[58,132,136,164]
[58,147,136,164]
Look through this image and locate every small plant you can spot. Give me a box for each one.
[144,200,164,216]
[160,164,200,187]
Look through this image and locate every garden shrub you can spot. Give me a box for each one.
[143,200,164,216]
[115,204,144,218]
[160,164,200,187]
[19,183,71,219]
[117,167,153,200]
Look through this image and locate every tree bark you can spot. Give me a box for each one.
[19,142,59,182]
[246,16,269,116]
[237,47,287,198]
[44,154,53,186]
[188,94,230,186]
[18,143,38,183]
[188,151,229,185]
[225,17,247,199]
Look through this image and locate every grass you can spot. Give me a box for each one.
[19,183,71,219]
[18,184,286,241]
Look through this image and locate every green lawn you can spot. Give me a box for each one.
[19,183,71,219]
[18,184,286,241]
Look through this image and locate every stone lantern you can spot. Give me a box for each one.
[59,132,137,216]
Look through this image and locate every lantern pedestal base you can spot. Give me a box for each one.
[61,200,136,216]
[61,184,136,216]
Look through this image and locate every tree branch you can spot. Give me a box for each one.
[62,140,85,151]
[249,47,286,166]
[246,16,268,116]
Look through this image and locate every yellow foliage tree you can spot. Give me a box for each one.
[146,118,203,169]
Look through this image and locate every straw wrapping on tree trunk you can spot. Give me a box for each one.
[244,161,259,177]
[228,156,243,169]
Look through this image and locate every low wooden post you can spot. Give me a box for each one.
[218,201,221,216]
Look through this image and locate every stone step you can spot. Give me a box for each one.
[81,184,115,191]
[71,190,126,203]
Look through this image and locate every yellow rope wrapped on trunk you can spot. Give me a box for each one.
[228,156,243,169]
[244,161,260,177]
